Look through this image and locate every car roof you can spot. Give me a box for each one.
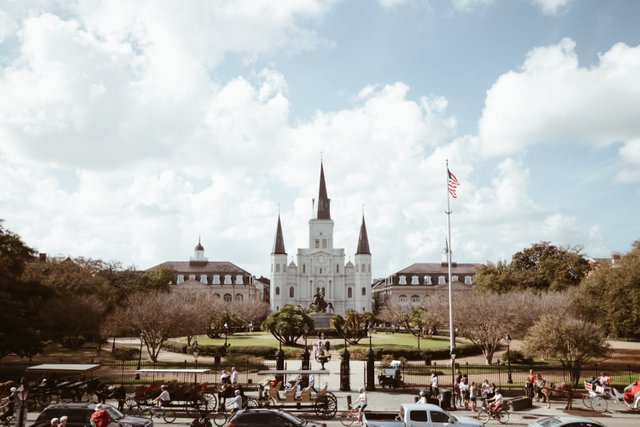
[403,403,445,411]
[532,415,605,426]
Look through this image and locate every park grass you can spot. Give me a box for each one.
[179,331,454,351]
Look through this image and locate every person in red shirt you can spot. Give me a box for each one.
[90,404,111,427]
[526,369,536,399]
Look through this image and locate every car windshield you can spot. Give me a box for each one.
[104,405,124,420]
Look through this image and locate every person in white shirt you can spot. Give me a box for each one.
[153,385,171,407]
[417,391,427,404]
[353,388,368,422]
[230,367,239,385]
[227,390,243,413]
[487,388,504,415]
[430,372,439,397]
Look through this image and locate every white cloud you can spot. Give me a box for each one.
[378,0,408,9]
[532,0,573,15]
[452,0,494,13]
[479,38,640,181]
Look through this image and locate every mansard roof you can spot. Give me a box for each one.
[395,262,479,275]
[147,261,251,275]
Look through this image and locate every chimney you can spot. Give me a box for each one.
[39,253,47,262]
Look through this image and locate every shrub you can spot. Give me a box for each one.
[501,350,533,365]
[113,348,139,361]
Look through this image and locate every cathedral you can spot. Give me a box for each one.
[269,162,373,315]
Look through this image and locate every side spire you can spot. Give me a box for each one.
[316,161,331,220]
[272,214,287,255]
[356,214,371,255]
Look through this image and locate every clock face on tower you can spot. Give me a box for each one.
[318,255,326,263]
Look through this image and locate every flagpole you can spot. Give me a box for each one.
[446,159,456,405]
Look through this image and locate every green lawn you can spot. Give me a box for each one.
[180,331,454,351]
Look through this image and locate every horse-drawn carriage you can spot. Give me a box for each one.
[23,364,111,410]
[254,370,337,419]
[378,360,403,388]
[124,369,216,419]
[582,380,640,413]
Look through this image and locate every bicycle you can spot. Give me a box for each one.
[147,405,177,423]
[0,414,15,427]
[212,402,241,427]
[477,405,509,424]
[339,405,361,426]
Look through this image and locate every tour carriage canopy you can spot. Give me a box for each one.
[26,364,102,374]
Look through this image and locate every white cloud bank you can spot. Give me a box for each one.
[479,38,640,181]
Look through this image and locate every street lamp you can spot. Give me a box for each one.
[135,330,145,380]
[302,323,310,371]
[505,334,513,384]
[366,324,376,391]
[193,340,200,368]
[222,322,229,356]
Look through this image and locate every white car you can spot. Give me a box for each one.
[527,415,606,427]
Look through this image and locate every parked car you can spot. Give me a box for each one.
[30,402,153,427]
[226,408,326,427]
[527,415,606,427]
[362,403,482,427]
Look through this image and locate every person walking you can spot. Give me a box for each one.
[430,372,439,398]
[90,404,111,427]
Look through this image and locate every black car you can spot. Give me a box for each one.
[227,408,326,427]
[31,402,153,427]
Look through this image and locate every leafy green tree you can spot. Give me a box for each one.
[574,241,640,338]
[332,310,374,344]
[262,305,313,345]
[401,306,440,343]
[0,221,48,359]
[524,314,610,386]
[40,295,106,348]
[474,242,590,293]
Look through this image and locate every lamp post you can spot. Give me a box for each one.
[366,324,376,391]
[135,330,145,380]
[340,334,351,391]
[222,322,229,356]
[276,326,285,371]
[302,324,310,371]
[193,340,200,368]
[505,334,513,384]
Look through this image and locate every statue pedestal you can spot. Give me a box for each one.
[310,313,332,329]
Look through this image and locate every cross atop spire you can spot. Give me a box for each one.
[316,161,331,220]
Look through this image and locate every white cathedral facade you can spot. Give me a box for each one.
[269,162,373,315]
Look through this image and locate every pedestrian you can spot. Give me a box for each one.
[90,404,111,427]
[59,416,68,427]
[526,369,536,399]
[230,367,239,385]
[460,378,470,410]
[469,381,478,412]
[430,372,439,398]
[0,387,17,424]
[50,418,60,427]
[324,340,331,353]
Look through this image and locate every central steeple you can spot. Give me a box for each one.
[316,161,331,220]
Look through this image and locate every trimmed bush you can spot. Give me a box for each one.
[113,348,139,361]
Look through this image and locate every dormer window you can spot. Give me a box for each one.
[438,276,446,285]
[189,274,196,281]
[177,275,184,284]
[411,275,419,285]
[236,275,244,285]
[465,276,473,285]
[212,275,221,284]
[424,275,432,285]
[399,275,407,285]
[224,275,232,284]
[200,275,208,284]
[452,275,459,283]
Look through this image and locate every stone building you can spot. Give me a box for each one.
[269,162,372,314]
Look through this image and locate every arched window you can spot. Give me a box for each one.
[275,287,280,296]
[289,287,295,298]
[348,287,353,298]
[411,295,420,304]
[213,293,220,299]
[276,264,280,272]
[223,293,232,302]
[235,293,243,301]
[399,295,408,303]
[361,287,366,296]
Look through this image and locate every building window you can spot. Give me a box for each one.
[424,276,432,285]
[348,287,353,298]
[356,264,359,272]
[322,239,327,248]
[177,275,184,284]
[224,293,232,302]
[438,276,446,285]
[411,295,420,304]
[465,275,473,285]
[411,275,419,285]
[289,287,295,298]
[200,275,208,284]
[235,293,243,301]
[303,264,306,274]
[276,264,280,272]
[213,275,221,284]
[368,264,371,273]
[189,274,196,281]
[399,295,408,303]
[399,275,407,285]
[452,275,459,283]
[213,293,220,299]
[361,287,366,296]
[336,264,339,273]
[320,268,323,274]
[275,287,280,296]
[236,275,244,285]
[315,239,320,248]
[224,275,232,284]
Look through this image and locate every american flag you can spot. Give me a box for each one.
[448,169,460,198]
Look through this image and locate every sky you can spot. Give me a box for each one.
[1,0,639,279]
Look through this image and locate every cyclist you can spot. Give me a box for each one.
[227,390,243,414]
[0,387,17,424]
[152,385,171,407]
[486,388,504,416]
[352,388,368,423]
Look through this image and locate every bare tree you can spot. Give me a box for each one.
[453,290,571,364]
[41,295,106,348]
[102,292,188,362]
[230,300,271,332]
